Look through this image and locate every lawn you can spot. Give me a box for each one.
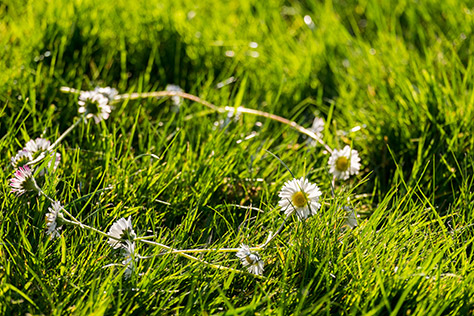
[1,0,474,315]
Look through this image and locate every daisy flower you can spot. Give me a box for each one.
[236,244,264,276]
[102,241,139,279]
[17,137,61,172]
[278,177,322,220]
[328,145,361,180]
[37,152,62,176]
[107,216,137,249]
[11,150,33,168]
[39,155,62,176]
[46,201,64,239]
[24,138,50,156]
[94,86,118,102]
[9,166,39,195]
[78,91,111,124]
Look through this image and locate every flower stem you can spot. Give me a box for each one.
[331,175,336,198]
[155,247,263,255]
[162,215,288,255]
[115,91,219,111]
[221,106,333,153]
[139,240,261,277]
[259,215,289,248]
[44,194,261,277]
[39,190,83,225]
[114,89,332,153]
[48,117,83,152]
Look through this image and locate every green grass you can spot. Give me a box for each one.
[1,0,474,314]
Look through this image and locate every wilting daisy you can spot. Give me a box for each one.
[236,244,264,275]
[94,86,118,102]
[10,166,40,195]
[278,177,322,220]
[328,145,361,180]
[78,91,111,124]
[343,206,358,229]
[107,216,137,249]
[46,201,64,239]
[11,150,33,168]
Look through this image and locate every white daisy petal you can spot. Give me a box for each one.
[15,138,61,173]
[94,86,118,102]
[121,241,137,279]
[343,206,358,229]
[165,84,184,111]
[24,138,50,154]
[312,117,324,133]
[308,117,325,147]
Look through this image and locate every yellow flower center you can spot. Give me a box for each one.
[336,156,349,172]
[245,255,254,264]
[15,157,30,168]
[291,191,308,208]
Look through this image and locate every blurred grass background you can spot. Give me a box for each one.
[1,0,474,314]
